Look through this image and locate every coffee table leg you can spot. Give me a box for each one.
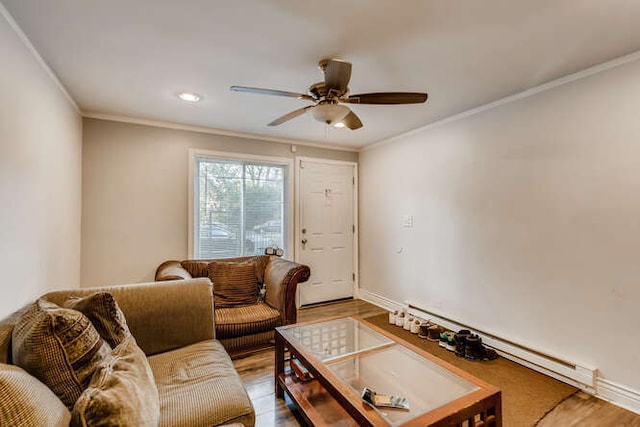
[275,332,285,398]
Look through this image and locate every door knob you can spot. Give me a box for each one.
[301,238,308,246]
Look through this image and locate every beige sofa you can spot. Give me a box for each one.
[156,255,310,357]
[0,278,255,427]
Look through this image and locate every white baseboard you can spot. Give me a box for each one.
[597,378,640,415]
[357,288,404,312]
[357,287,640,415]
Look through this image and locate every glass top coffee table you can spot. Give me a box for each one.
[275,316,502,426]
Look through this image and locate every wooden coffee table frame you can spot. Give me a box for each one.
[275,315,502,427]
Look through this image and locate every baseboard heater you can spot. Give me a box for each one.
[405,302,597,392]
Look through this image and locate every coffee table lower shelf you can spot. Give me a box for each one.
[278,371,360,426]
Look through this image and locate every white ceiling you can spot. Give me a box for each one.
[4,0,640,150]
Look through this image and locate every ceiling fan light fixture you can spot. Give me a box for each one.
[178,92,201,102]
[333,122,346,128]
[311,104,350,125]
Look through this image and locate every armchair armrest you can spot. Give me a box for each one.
[43,278,214,356]
[155,260,192,281]
[263,257,310,325]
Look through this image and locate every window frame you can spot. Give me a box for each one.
[188,148,294,259]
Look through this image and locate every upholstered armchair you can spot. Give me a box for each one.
[155,256,310,356]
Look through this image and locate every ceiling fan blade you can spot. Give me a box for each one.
[344,92,428,105]
[267,106,314,126]
[230,86,314,101]
[341,110,363,130]
[322,59,352,95]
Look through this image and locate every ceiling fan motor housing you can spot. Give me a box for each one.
[308,82,327,99]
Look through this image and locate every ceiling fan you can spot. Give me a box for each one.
[230,58,428,130]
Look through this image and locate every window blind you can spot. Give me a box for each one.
[194,156,286,259]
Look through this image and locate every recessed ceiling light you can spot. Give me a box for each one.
[333,122,346,128]
[178,92,201,102]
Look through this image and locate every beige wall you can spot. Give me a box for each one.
[0,12,82,317]
[81,118,357,286]
[360,57,640,393]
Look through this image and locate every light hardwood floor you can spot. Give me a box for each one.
[232,299,640,426]
[536,391,640,427]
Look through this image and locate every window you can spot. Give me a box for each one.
[191,151,291,259]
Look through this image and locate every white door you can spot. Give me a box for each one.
[297,159,356,306]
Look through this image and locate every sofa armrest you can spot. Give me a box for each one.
[263,257,310,325]
[155,260,193,281]
[43,278,214,356]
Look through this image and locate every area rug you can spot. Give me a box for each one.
[364,313,578,426]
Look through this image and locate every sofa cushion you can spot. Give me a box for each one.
[0,363,71,427]
[71,335,159,427]
[11,299,112,409]
[214,302,281,339]
[148,339,254,427]
[208,260,259,308]
[64,292,130,348]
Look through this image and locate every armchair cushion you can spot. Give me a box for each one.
[11,299,112,409]
[214,303,281,339]
[64,292,130,348]
[207,260,259,308]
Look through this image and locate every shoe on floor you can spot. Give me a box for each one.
[464,334,498,361]
[454,329,471,358]
[388,310,397,325]
[439,331,448,348]
[395,312,405,327]
[427,325,442,342]
[444,332,456,352]
[403,315,414,331]
[410,318,422,334]
[418,321,432,339]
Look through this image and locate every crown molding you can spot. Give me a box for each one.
[82,112,358,153]
[0,3,79,113]
[362,49,640,152]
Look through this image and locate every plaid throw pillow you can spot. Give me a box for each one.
[64,292,130,348]
[11,299,112,409]
[72,335,159,427]
[207,260,259,308]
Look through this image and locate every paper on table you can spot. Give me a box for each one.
[361,387,410,410]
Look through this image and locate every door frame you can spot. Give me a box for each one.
[294,156,359,307]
